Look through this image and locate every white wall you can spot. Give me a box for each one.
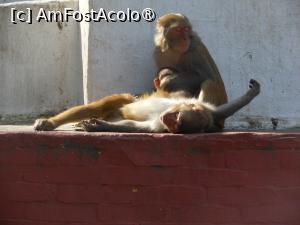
[0,0,83,118]
[84,0,300,130]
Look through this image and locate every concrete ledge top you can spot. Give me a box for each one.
[0,125,299,140]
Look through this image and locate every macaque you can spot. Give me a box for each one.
[153,13,228,129]
[79,80,260,134]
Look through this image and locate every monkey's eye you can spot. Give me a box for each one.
[174,27,182,33]
[183,26,191,32]
[174,26,191,33]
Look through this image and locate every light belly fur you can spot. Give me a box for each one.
[121,97,199,121]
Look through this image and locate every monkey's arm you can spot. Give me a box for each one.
[80,119,163,133]
[212,79,260,121]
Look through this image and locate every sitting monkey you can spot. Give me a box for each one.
[153,13,228,105]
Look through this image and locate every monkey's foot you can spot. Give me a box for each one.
[33,119,56,131]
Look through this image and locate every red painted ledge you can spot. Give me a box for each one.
[0,131,300,225]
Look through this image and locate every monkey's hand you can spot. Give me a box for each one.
[79,118,106,132]
[246,79,260,98]
[154,68,175,90]
[33,119,56,131]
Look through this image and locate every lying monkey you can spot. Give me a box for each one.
[78,79,260,133]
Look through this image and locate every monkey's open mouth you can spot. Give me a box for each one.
[160,112,180,133]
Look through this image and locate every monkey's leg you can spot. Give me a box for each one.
[80,119,158,133]
[212,79,260,121]
[34,94,135,131]
[198,79,228,130]
[198,79,228,107]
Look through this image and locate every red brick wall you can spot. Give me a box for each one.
[0,131,300,225]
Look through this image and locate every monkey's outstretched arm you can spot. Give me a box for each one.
[212,79,260,121]
[80,119,160,133]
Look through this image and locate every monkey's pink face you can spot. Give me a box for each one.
[160,103,212,134]
[166,25,192,53]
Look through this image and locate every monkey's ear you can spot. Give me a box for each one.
[153,78,161,89]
